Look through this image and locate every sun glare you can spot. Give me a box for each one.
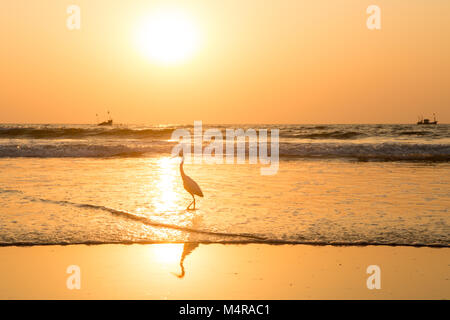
[135,8,200,64]
[152,157,179,213]
[151,244,184,264]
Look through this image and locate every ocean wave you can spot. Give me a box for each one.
[0,127,175,139]
[1,124,448,141]
[2,239,447,247]
[29,197,267,241]
[0,143,161,158]
[0,124,449,161]
[398,131,434,136]
[0,194,447,247]
[0,142,448,161]
[284,131,365,139]
[279,142,450,161]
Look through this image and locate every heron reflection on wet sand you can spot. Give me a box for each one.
[173,243,199,278]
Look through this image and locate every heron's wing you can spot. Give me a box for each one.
[183,175,204,197]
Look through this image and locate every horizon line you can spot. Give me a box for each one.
[0,122,448,125]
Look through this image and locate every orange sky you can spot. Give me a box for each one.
[0,0,449,124]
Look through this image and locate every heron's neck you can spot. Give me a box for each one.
[180,157,186,177]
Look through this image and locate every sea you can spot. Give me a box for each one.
[0,123,448,246]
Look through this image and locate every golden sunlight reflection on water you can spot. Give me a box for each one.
[152,157,180,214]
[138,157,197,241]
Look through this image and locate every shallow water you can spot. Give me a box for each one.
[0,157,448,246]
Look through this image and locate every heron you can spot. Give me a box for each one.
[178,152,203,210]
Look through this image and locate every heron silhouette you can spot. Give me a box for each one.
[172,243,199,278]
[178,151,203,210]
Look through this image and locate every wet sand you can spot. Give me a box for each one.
[0,244,448,299]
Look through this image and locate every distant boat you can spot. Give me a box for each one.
[98,119,113,126]
[417,114,438,125]
[97,111,113,126]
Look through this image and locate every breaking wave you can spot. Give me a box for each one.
[0,124,448,161]
[0,142,448,161]
[0,127,175,139]
[0,192,447,247]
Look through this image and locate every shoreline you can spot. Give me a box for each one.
[1,243,448,299]
[0,242,449,248]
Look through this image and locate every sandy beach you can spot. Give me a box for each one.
[0,244,448,300]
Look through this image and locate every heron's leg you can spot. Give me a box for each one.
[187,193,195,210]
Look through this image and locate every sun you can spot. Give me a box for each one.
[135,8,200,65]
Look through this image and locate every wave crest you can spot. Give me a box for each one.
[0,142,448,161]
[0,127,175,139]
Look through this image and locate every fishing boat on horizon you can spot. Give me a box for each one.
[97,111,113,126]
[417,113,438,125]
